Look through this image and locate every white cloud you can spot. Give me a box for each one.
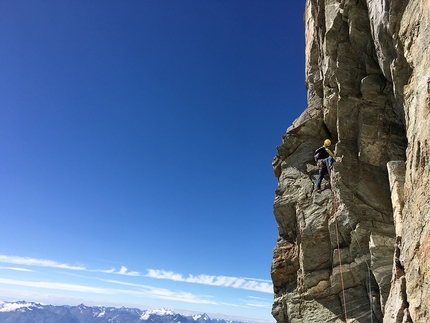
[0,266,34,272]
[241,296,272,309]
[100,279,218,305]
[0,255,85,271]
[97,268,116,274]
[118,266,140,276]
[0,278,112,294]
[96,266,140,276]
[247,296,271,300]
[94,279,218,305]
[0,255,140,277]
[146,269,273,293]
[246,302,271,308]
[148,289,217,304]
[146,269,183,281]
[242,277,273,283]
[0,275,217,306]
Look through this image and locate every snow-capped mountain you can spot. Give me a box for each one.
[192,313,212,323]
[0,301,251,323]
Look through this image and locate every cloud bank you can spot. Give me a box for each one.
[0,255,273,294]
[146,269,273,293]
[0,278,111,294]
[0,255,138,276]
[0,255,85,271]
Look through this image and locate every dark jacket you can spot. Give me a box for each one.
[314,146,334,162]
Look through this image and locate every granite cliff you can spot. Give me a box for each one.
[271,1,429,322]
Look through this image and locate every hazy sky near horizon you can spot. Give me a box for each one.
[0,1,306,322]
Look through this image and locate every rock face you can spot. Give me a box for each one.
[271,1,430,322]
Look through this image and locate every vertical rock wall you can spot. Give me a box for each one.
[271,1,429,322]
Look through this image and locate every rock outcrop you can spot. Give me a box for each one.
[271,1,429,322]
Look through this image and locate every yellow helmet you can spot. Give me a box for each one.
[324,139,331,147]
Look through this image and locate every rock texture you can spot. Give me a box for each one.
[271,1,429,322]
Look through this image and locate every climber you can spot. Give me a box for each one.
[314,139,335,193]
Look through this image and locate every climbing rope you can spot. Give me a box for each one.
[328,166,348,322]
[347,216,374,323]
[328,164,374,323]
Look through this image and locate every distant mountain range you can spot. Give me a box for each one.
[0,301,253,323]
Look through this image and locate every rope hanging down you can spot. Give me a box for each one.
[327,166,374,323]
[328,166,348,322]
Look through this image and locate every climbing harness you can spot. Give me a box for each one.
[327,166,374,323]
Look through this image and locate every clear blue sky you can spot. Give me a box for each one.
[0,1,306,322]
